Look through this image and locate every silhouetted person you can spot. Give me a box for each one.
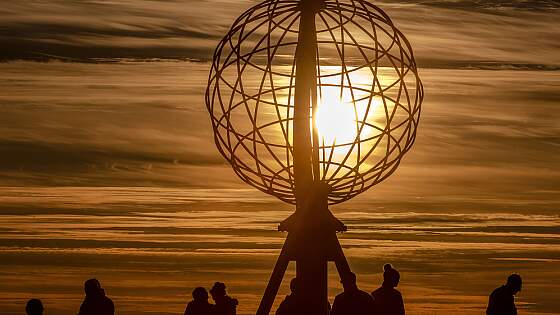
[78,278,115,315]
[276,277,331,314]
[331,272,375,315]
[486,274,522,315]
[276,278,300,315]
[210,282,238,315]
[371,264,405,315]
[26,299,44,315]
[184,287,215,315]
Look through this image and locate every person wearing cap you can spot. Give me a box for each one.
[210,282,238,315]
[78,278,115,315]
[371,264,405,315]
[486,274,522,315]
[331,272,375,315]
[25,299,44,315]
[184,287,215,315]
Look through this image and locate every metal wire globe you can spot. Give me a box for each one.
[206,0,423,205]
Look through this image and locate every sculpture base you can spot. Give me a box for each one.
[256,184,352,315]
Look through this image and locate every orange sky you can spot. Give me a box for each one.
[0,1,559,315]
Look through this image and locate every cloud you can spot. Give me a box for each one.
[1,59,559,211]
[0,199,558,313]
[1,0,559,68]
[394,0,560,11]
[0,0,248,61]
[0,139,223,170]
[0,139,236,187]
[379,2,560,68]
[0,61,240,187]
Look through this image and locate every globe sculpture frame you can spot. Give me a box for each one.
[206,0,423,313]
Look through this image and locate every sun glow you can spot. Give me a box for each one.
[274,66,391,161]
[315,90,357,146]
[314,84,382,149]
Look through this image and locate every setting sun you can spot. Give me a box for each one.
[314,85,382,149]
[315,91,357,145]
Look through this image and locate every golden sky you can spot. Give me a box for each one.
[0,1,559,314]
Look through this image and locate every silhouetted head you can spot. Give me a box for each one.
[210,282,227,300]
[192,287,209,302]
[382,264,400,288]
[26,299,44,315]
[506,274,522,295]
[341,272,358,291]
[84,278,103,297]
[289,278,299,294]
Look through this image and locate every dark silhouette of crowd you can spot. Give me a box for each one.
[276,264,405,315]
[184,286,215,315]
[25,278,115,315]
[23,269,522,315]
[184,282,238,315]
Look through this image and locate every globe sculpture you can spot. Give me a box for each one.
[206,0,423,313]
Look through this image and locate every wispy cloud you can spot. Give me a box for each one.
[1,0,559,68]
[0,196,559,314]
[0,0,249,61]
[1,61,559,212]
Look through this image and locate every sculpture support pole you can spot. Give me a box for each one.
[293,0,319,204]
[255,235,291,315]
[293,1,329,314]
